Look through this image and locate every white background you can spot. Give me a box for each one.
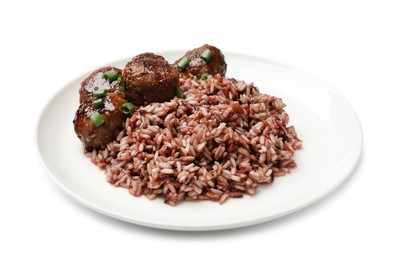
[1,0,395,259]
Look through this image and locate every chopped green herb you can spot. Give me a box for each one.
[200,49,212,62]
[117,76,126,92]
[177,57,190,71]
[175,86,185,99]
[121,102,136,114]
[201,72,210,80]
[92,98,104,108]
[93,88,107,98]
[90,111,105,126]
[103,70,118,82]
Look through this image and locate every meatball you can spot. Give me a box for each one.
[73,91,128,149]
[79,66,123,103]
[175,44,227,79]
[122,53,179,105]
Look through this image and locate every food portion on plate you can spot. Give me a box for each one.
[74,67,128,149]
[122,53,179,105]
[73,44,302,205]
[174,44,227,79]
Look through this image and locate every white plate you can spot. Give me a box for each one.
[36,51,362,231]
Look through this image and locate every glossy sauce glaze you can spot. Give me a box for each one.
[79,67,122,102]
[73,68,127,149]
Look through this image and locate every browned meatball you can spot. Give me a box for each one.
[175,44,227,79]
[75,66,129,149]
[73,91,128,150]
[122,53,178,105]
[79,66,123,103]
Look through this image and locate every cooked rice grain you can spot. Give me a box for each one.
[86,74,302,205]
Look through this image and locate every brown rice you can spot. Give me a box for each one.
[86,74,302,205]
